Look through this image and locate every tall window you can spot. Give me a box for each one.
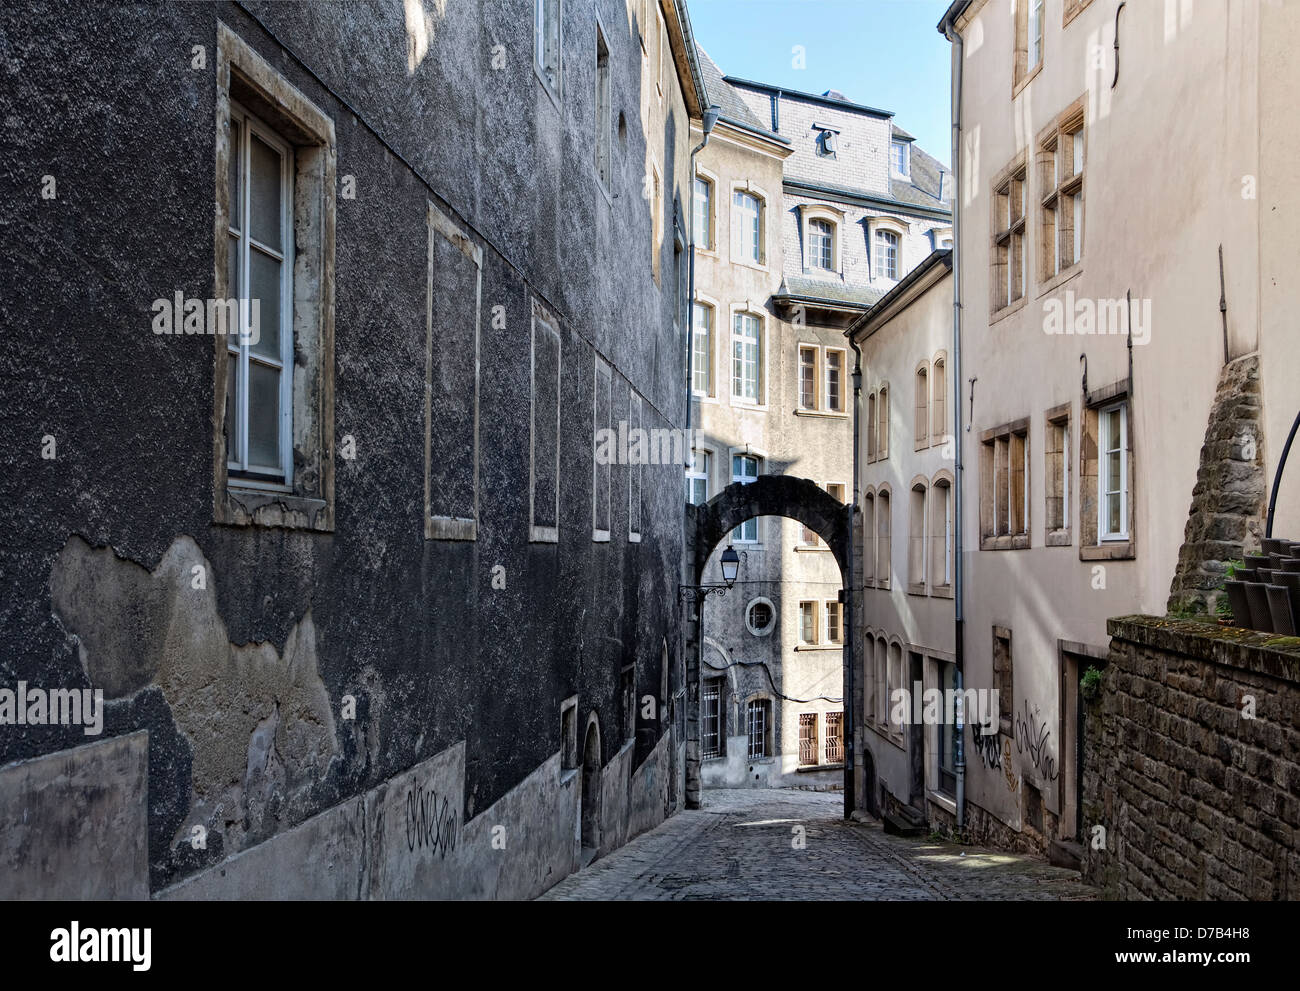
[799,601,818,644]
[932,356,946,441]
[1039,106,1085,280]
[981,423,1029,547]
[732,190,762,264]
[878,385,890,458]
[824,600,843,644]
[799,712,818,766]
[808,218,834,270]
[909,482,927,589]
[650,165,662,282]
[746,699,771,759]
[1015,0,1044,89]
[798,346,845,414]
[799,345,817,410]
[863,491,876,584]
[594,26,611,190]
[693,175,713,250]
[825,349,843,413]
[938,662,957,795]
[890,139,909,176]
[534,0,561,96]
[874,229,899,281]
[877,489,892,586]
[825,712,844,764]
[867,393,877,460]
[592,359,612,539]
[686,451,710,505]
[226,104,293,485]
[702,679,724,760]
[1029,0,1044,70]
[931,477,953,588]
[732,454,759,542]
[993,161,1027,310]
[1046,413,1070,535]
[732,312,762,404]
[692,302,713,396]
[1100,403,1128,540]
[914,363,929,447]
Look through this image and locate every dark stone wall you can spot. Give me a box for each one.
[1082,616,1300,900]
[0,0,689,890]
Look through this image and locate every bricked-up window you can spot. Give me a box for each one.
[1038,101,1085,281]
[692,302,714,397]
[930,475,953,589]
[873,636,889,725]
[214,25,337,532]
[799,601,818,644]
[877,487,892,586]
[799,712,819,765]
[887,642,904,742]
[862,490,876,584]
[595,24,612,192]
[980,419,1030,550]
[909,481,927,591]
[1045,407,1070,542]
[702,679,724,759]
[693,174,713,250]
[593,358,612,540]
[992,157,1027,312]
[1014,0,1044,92]
[530,299,561,542]
[825,712,844,763]
[914,362,929,448]
[824,600,843,644]
[534,0,561,98]
[993,627,1013,735]
[877,384,890,459]
[932,354,947,442]
[747,699,772,759]
[867,392,878,460]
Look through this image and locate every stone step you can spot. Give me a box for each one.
[883,811,925,837]
[1048,839,1084,871]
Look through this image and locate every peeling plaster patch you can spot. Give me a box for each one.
[50,535,338,859]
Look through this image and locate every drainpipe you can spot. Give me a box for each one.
[844,340,863,818]
[685,106,721,469]
[942,11,967,835]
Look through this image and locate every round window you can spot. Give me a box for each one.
[745,598,775,637]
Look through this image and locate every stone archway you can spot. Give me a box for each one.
[580,715,602,865]
[683,475,855,811]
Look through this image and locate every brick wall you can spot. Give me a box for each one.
[1082,616,1300,899]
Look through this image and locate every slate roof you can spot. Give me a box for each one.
[891,140,952,211]
[695,45,776,136]
[776,275,885,309]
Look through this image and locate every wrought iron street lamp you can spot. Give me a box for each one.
[680,544,740,602]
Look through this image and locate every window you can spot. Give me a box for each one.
[1045,408,1071,542]
[938,662,957,795]
[932,355,947,442]
[702,679,724,759]
[877,488,892,586]
[595,25,611,191]
[992,158,1027,312]
[732,454,759,542]
[979,420,1030,549]
[530,299,562,542]
[214,24,336,532]
[914,362,929,448]
[887,642,903,741]
[867,393,877,460]
[686,450,710,505]
[862,490,876,584]
[993,627,1013,735]
[808,218,834,270]
[873,637,888,725]
[799,712,819,766]
[650,164,662,282]
[824,600,843,644]
[816,126,839,158]
[797,346,846,414]
[802,482,842,547]
[824,712,844,764]
[225,103,293,488]
[799,601,818,644]
[1038,103,1085,280]
[1015,0,1044,90]
[909,482,927,591]
[874,229,899,281]
[890,139,910,177]
[593,358,612,540]
[878,385,890,458]
[825,349,844,414]
[621,665,636,742]
[799,346,817,411]
[731,189,763,264]
[534,0,561,97]
[732,312,763,404]
[1099,403,1128,540]
[931,475,953,590]
[746,699,771,759]
[628,392,642,541]
[693,174,713,250]
[560,696,578,769]
[746,598,775,636]
[692,302,714,396]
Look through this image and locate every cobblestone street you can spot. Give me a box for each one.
[540,789,1096,900]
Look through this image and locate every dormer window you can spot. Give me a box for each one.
[814,123,839,159]
[891,139,910,177]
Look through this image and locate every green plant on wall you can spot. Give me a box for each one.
[1081,665,1103,701]
[1215,559,1244,618]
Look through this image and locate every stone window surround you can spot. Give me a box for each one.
[992,625,1014,736]
[931,350,948,443]
[728,302,769,410]
[797,203,846,276]
[907,475,929,596]
[743,694,775,761]
[628,391,643,542]
[929,469,955,598]
[693,165,719,255]
[980,416,1031,550]
[919,647,957,803]
[1044,401,1072,547]
[593,13,613,203]
[1079,380,1135,560]
[691,292,719,402]
[649,158,663,284]
[728,179,771,270]
[1035,97,1087,293]
[865,381,891,462]
[862,486,876,586]
[866,216,908,284]
[425,201,483,542]
[530,297,562,544]
[212,21,336,533]
[560,694,580,773]
[914,358,931,450]
[1063,0,1096,29]
[990,150,1029,322]
[592,357,612,542]
[687,444,714,504]
[875,483,893,589]
[745,596,776,637]
[796,342,848,416]
[533,0,562,108]
[1013,0,1045,97]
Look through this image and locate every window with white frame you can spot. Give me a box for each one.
[693,174,713,250]
[534,0,561,97]
[732,312,763,404]
[692,302,714,396]
[890,139,910,177]
[1099,403,1128,541]
[746,699,771,759]
[686,450,710,505]
[808,218,834,271]
[1015,0,1044,89]
[824,600,843,644]
[746,598,775,636]
[731,189,763,264]
[799,601,818,644]
[874,229,899,281]
[732,454,759,542]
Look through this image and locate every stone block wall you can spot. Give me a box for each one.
[1081,616,1300,899]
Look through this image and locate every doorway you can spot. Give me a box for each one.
[581,719,602,865]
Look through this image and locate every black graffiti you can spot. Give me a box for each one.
[405,781,459,858]
[1014,699,1059,782]
[969,722,1002,769]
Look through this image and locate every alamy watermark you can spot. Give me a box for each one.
[151,291,260,345]
[1042,290,1151,345]
[889,681,999,734]
[595,422,702,466]
[0,683,104,736]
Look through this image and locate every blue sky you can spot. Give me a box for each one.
[686,0,953,167]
